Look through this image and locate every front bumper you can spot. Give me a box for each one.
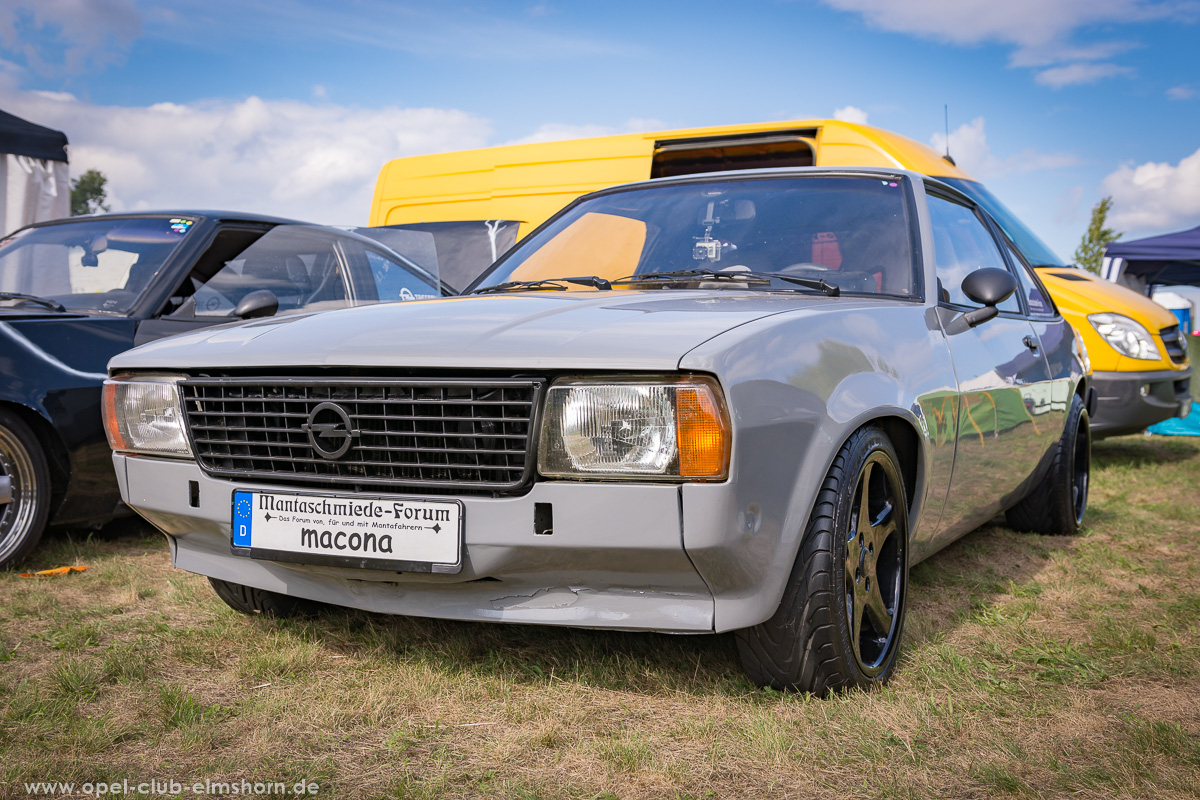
[115,454,721,633]
[1089,368,1193,438]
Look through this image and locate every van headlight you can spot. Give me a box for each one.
[102,375,192,456]
[1088,313,1160,360]
[1070,325,1092,373]
[538,376,730,480]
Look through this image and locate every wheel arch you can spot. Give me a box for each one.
[0,401,71,519]
[870,414,921,516]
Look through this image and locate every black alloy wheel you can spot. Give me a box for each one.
[736,426,909,694]
[1071,410,1090,528]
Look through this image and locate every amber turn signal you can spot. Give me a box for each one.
[676,383,730,479]
[101,380,127,452]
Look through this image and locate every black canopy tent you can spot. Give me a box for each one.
[1103,224,1200,290]
[0,109,69,163]
[0,109,70,235]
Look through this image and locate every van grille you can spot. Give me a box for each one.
[1161,325,1188,364]
[179,378,542,492]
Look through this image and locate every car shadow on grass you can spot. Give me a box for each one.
[26,435,1173,699]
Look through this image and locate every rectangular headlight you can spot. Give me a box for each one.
[538,376,730,480]
[102,375,192,457]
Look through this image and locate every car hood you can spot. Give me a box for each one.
[1035,268,1179,330]
[109,291,841,372]
[1,313,138,384]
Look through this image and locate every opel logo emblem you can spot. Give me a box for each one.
[301,402,359,460]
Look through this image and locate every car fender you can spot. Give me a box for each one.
[678,301,953,632]
[0,318,135,525]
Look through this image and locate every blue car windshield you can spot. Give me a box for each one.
[475,175,918,297]
[936,178,1068,268]
[0,217,195,314]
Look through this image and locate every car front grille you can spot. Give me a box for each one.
[180,377,543,492]
[1161,325,1188,364]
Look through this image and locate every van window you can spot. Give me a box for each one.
[651,134,815,179]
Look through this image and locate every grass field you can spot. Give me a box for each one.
[2,434,1199,799]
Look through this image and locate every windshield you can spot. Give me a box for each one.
[475,176,917,297]
[937,178,1068,268]
[0,217,194,314]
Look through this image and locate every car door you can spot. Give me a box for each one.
[132,223,276,345]
[926,188,1056,547]
[135,225,365,346]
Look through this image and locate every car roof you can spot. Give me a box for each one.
[590,164,924,192]
[559,165,976,210]
[18,209,305,230]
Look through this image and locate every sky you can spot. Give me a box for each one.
[1,0,1198,261]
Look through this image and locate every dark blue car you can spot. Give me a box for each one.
[0,211,447,567]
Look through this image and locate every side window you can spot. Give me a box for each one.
[365,250,440,302]
[1004,241,1054,317]
[927,194,1020,313]
[174,231,350,318]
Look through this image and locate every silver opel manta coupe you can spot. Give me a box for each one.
[104,168,1090,694]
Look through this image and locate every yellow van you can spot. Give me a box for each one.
[370,119,1191,437]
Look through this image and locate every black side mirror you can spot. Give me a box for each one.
[234,289,279,319]
[962,268,1017,306]
[958,268,1017,328]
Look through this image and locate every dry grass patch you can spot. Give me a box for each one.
[2,436,1200,798]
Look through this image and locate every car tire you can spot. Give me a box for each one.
[735,425,909,694]
[208,577,324,618]
[0,410,52,568]
[1005,393,1090,535]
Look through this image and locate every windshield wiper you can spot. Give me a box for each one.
[615,269,840,297]
[470,275,613,294]
[0,292,66,312]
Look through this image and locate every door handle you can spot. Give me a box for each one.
[1023,335,1040,352]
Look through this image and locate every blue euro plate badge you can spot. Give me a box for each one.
[231,489,462,574]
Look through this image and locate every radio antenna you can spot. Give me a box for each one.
[943,104,956,166]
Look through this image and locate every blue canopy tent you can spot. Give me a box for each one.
[1102,226,1200,435]
[1103,224,1200,291]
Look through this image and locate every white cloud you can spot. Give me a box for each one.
[1103,147,1200,232]
[155,1,630,64]
[930,117,1079,179]
[819,0,1191,49]
[833,105,869,124]
[1035,62,1133,88]
[0,82,492,226]
[1167,84,1196,100]
[0,0,141,75]
[819,0,1195,84]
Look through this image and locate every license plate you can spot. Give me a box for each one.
[231,489,462,574]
